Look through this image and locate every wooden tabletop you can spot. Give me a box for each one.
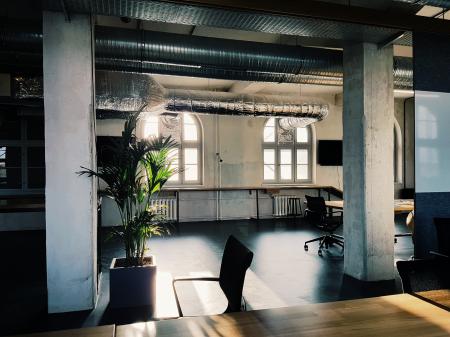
[415,289,450,311]
[116,294,450,337]
[12,325,115,337]
[325,199,414,214]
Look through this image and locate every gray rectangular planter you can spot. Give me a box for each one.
[109,256,157,308]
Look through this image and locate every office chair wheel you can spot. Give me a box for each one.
[394,238,398,243]
[318,250,323,257]
[304,244,308,251]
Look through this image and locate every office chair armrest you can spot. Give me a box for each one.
[173,276,220,282]
[172,276,220,317]
[327,210,343,217]
[430,251,450,259]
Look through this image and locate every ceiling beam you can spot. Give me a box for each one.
[166,0,450,35]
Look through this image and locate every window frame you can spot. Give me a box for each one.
[142,113,203,186]
[0,111,45,195]
[262,117,313,184]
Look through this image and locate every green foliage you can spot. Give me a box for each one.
[78,109,178,266]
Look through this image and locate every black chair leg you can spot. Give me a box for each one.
[304,236,326,252]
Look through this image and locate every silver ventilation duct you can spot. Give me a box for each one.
[1,24,413,89]
[165,89,329,120]
[394,0,450,8]
[279,117,319,130]
[43,0,410,45]
[95,71,329,122]
[95,26,342,78]
[96,71,166,111]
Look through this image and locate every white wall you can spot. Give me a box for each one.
[98,94,345,223]
[97,94,410,224]
[97,94,344,189]
[415,91,450,193]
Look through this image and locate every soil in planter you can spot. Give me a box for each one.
[115,256,154,268]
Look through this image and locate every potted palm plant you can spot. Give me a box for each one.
[79,109,177,308]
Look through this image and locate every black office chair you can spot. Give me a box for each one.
[396,259,450,293]
[431,218,450,259]
[172,235,254,317]
[303,195,344,256]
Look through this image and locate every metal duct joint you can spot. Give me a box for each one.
[394,0,450,8]
[96,71,166,111]
[279,117,322,129]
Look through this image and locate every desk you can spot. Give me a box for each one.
[101,272,179,325]
[325,199,414,214]
[416,289,450,311]
[13,325,115,337]
[116,294,450,337]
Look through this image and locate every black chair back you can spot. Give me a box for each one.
[434,218,450,257]
[305,195,327,213]
[396,259,450,293]
[304,195,327,223]
[219,235,254,313]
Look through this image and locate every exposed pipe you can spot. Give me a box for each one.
[1,24,413,89]
[394,0,450,9]
[94,26,342,78]
[95,71,329,122]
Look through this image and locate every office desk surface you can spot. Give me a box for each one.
[116,294,450,337]
[325,199,414,214]
[13,325,115,337]
[416,289,450,311]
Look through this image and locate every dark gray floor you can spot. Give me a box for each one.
[0,216,413,335]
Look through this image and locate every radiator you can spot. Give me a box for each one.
[149,197,177,221]
[273,195,303,217]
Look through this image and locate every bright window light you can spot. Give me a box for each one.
[183,113,198,141]
[167,148,179,182]
[280,149,292,180]
[264,117,276,143]
[143,116,159,138]
[263,149,275,180]
[296,127,308,143]
[184,148,198,181]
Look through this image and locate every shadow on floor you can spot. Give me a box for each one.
[1,216,413,335]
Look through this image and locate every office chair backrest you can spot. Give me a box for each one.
[305,195,328,225]
[396,259,450,293]
[434,218,450,257]
[219,235,254,313]
[305,195,327,214]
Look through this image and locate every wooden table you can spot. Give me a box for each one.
[416,289,450,311]
[13,325,115,337]
[325,199,414,214]
[116,294,450,337]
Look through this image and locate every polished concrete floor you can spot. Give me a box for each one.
[0,216,413,335]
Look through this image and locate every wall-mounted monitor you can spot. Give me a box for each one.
[318,140,342,166]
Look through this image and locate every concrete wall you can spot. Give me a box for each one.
[43,12,97,313]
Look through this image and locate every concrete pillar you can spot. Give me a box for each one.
[43,11,97,313]
[343,43,394,281]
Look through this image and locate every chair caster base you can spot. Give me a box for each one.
[304,245,308,251]
[318,250,323,257]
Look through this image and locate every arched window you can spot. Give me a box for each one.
[142,113,202,185]
[263,117,313,183]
